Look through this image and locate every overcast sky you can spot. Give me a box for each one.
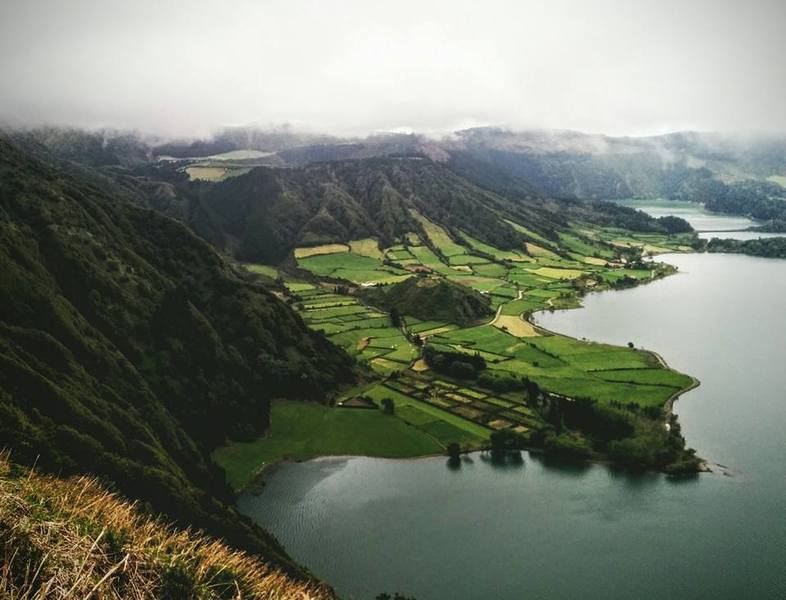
[1,0,784,138]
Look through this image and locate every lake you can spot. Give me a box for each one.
[240,253,786,600]
[616,198,785,239]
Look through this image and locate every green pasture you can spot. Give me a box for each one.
[213,400,442,490]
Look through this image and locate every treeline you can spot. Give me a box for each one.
[423,344,486,379]
[670,174,786,222]
[528,394,700,472]
[706,236,786,259]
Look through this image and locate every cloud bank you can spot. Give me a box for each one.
[1,0,785,137]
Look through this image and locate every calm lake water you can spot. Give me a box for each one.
[240,253,786,600]
[616,198,786,240]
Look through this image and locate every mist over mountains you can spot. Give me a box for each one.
[11,123,786,203]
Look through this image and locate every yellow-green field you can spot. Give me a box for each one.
[294,243,350,258]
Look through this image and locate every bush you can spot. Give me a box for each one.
[544,433,592,460]
[490,429,527,452]
[380,397,395,415]
[478,372,523,393]
[450,360,477,379]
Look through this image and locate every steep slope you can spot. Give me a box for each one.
[177,156,686,265]
[445,127,786,201]
[0,136,354,566]
[187,157,533,262]
[0,454,335,599]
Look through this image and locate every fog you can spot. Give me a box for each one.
[1,0,785,138]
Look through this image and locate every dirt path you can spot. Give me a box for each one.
[488,288,524,327]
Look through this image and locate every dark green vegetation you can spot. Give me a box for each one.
[12,127,696,264]
[361,276,493,326]
[0,125,708,539]
[0,136,354,569]
[445,128,786,235]
[446,128,786,203]
[705,236,786,258]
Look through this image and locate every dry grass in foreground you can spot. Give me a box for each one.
[0,452,334,599]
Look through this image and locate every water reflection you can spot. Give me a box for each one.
[486,450,525,468]
[241,254,786,600]
[528,450,591,475]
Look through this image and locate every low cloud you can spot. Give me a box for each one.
[1,0,785,138]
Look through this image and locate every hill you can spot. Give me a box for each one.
[362,276,493,327]
[151,156,689,266]
[0,136,354,568]
[8,127,693,263]
[445,127,786,206]
[0,453,333,599]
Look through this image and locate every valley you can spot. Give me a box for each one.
[215,211,700,490]
[3,2,786,597]
[2,126,784,598]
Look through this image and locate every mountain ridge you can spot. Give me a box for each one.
[0,134,354,571]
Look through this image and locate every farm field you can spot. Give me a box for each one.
[213,400,442,490]
[184,165,250,181]
[767,175,786,188]
[244,263,279,278]
[289,284,418,372]
[251,218,695,454]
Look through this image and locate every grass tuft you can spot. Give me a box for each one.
[0,451,333,599]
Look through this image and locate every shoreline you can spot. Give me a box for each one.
[238,254,707,495]
[526,263,702,412]
[526,257,710,470]
[241,440,718,497]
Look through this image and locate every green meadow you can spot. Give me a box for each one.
[227,218,695,473]
[213,400,443,490]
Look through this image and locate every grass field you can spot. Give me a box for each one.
[350,237,384,258]
[530,266,585,280]
[410,210,467,256]
[184,166,229,181]
[494,315,539,337]
[276,223,694,447]
[525,243,560,259]
[294,243,350,258]
[297,251,409,283]
[244,263,278,278]
[213,400,442,490]
[363,384,489,446]
[460,231,530,261]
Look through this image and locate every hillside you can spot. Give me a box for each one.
[361,276,493,327]
[0,136,354,567]
[0,453,334,599]
[445,127,786,204]
[152,156,689,265]
[10,127,694,264]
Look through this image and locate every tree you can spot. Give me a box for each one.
[381,397,395,415]
[390,307,401,328]
[524,378,540,405]
[450,360,476,379]
[447,442,461,460]
[627,341,634,349]
[490,430,526,453]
